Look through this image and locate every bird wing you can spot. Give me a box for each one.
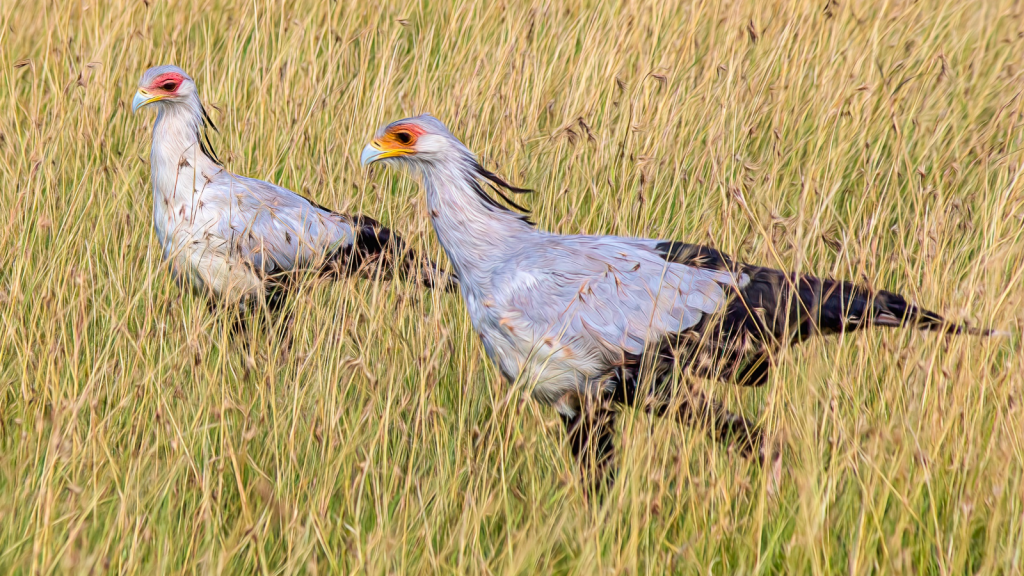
[207,173,357,277]
[494,234,745,366]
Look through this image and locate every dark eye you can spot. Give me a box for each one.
[161,82,177,91]
[394,131,412,145]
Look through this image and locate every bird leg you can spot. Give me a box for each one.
[204,291,296,366]
[557,393,618,495]
[277,311,295,360]
[203,295,250,339]
[651,384,766,461]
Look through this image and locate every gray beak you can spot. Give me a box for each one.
[132,89,161,113]
[360,143,386,166]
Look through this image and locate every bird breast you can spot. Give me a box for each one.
[151,167,263,301]
[466,284,601,405]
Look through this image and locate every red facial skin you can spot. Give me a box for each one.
[149,72,184,95]
[390,123,426,137]
[381,123,425,147]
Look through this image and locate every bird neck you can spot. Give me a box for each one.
[148,97,221,245]
[150,97,218,177]
[421,161,535,288]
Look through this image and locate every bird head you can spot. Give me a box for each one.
[360,114,469,168]
[132,65,197,113]
[361,114,534,219]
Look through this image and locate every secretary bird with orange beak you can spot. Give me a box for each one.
[132,66,453,324]
[362,114,994,491]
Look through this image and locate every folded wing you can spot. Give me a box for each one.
[495,235,743,374]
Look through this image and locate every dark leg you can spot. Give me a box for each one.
[204,295,250,338]
[652,384,766,461]
[261,283,295,356]
[560,400,618,496]
[274,310,295,360]
[206,292,296,368]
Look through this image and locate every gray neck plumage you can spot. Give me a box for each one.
[421,156,535,291]
[150,95,221,190]
[148,95,222,248]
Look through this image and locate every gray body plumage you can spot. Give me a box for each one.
[369,116,741,407]
[363,114,988,488]
[136,66,446,307]
[462,231,742,405]
[152,154,359,301]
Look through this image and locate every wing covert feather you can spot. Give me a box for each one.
[495,235,737,359]
[208,174,356,276]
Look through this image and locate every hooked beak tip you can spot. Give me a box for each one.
[360,143,384,166]
[132,90,157,113]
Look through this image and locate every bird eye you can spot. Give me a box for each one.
[161,82,178,91]
[394,131,413,145]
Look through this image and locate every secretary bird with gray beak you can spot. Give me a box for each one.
[362,114,995,490]
[132,66,453,325]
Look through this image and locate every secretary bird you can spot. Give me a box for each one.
[362,114,994,490]
[132,66,453,325]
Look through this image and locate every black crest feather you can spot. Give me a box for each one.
[470,161,534,223]
[199,104,222,166]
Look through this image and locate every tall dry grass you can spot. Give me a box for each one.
[1,0,1022,573]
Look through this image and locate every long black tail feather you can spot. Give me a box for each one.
[724,267,993,342]
[655,242,999,388]
[791,277,992,337]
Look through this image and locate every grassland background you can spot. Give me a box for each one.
[1,0,1023,573]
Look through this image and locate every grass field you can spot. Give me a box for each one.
[2,0,1023,573]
